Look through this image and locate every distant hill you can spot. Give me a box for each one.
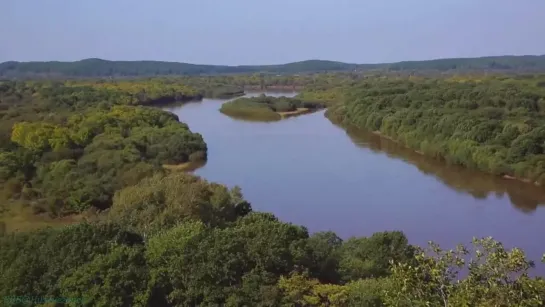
[378,55,545,72]
[0,59,356,78]
[1,55,544,78]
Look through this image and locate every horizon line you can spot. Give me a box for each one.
[2,53,544,67]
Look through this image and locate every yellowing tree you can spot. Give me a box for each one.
[11,122,57,152]
[278,272,348,306]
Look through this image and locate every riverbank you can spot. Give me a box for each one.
[165,95,545,271]
[322,75,545,188]
[325,109,543,188]
[244,85,304,91]
[163,160,207,172]
[278,107,311,118]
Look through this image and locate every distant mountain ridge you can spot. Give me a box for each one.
[1,55,545,78]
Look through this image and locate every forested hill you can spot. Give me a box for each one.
[0,59,356,78]
[1,55,545,78]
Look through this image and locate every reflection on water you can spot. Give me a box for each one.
[163,91,545,270]
[341,125,545,213]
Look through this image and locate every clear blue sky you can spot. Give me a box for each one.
[1,0,544,65]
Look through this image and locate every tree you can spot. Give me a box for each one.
[109,172,247,235]
[11,122,57,152]
[143,213,310,306]
[306,231,343,283]
[0,223,143,299]
[278,271,348,307]
[60,245,150,307]
[383,237,545,306]
[338,231,414,282]
[345,277,393,307]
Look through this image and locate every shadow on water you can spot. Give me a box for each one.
[219,113,281,123]
[159,99,206,109]
[339,123,545,213]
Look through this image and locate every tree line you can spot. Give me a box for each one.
[322,74,545,184]
[2,55,545,78]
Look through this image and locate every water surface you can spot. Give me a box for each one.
[163,91,545,265]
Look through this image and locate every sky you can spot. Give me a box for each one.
[1,0,544,65]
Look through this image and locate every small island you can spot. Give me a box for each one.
[219,94,325,121]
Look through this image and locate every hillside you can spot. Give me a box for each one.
[0,59,355,78]
[1,55,545,78]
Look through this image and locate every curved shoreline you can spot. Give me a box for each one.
[163,160,207,172]
[325,112,543,188]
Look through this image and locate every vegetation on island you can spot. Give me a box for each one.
[2,55,545,78]
[323,75,545,184]
[220,94,325,121]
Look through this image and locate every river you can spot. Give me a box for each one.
[163,91,545,266]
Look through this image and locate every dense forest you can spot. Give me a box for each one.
[321,75,545,184]
[220,94,325,121]
[1,75,545,306]
[176,73,358,94]
[0,80,206,218]
[1,172,544,306]
[1,55,545,78]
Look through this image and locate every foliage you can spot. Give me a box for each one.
[0,59,357,78]
[2,55,545,78]
[143,212,310,306]
[338,231,414,282]
[327,75,545,183]
[0,222,144,301]
[66,79,201,105]
[306,231,343,283]
[345,277,394,307]
[278,272,349,306]
[1,172,544,306]
[2,74,545,306]
[384,237,545,306]
[0,80,206,214]
[109,172,250,235]
[60,245,150,307]
[220,94,324,121]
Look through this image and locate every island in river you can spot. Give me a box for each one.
[219,94,325,121]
